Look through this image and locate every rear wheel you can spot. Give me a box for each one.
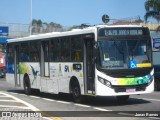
[23,75,32,95]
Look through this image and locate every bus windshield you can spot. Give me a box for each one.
[97,39,152,69]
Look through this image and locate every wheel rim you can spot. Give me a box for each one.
[74,87,79,97]
[24,82,29,92]
[73,84,80,98]
[24,76,30,94]
[73,86,80,98]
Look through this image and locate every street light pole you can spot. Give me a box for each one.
[30,0,32,36]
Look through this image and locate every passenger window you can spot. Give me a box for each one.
[61,38,70,62]
[71,37,83,62]
[50,39,61,62]
[20,43,29,62]
[29,41,40,62]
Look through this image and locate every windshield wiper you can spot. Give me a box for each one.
[128,40,140,60]
[114,41,130,67]
[113,41,124,54]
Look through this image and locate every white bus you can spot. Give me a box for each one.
[6,25,154,102]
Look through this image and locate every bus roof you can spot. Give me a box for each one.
[7,27,96,43]
[7,24,148,43]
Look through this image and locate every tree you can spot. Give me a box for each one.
[48,22,56,32]
[31,19,64,34]
[68,25,79,31]
[31,19,38,33]
[144,0,160,22]
[42,22,48,33]
[37,19,42,27]
[144,0,160,31]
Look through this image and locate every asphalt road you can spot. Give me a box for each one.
[0,78,160,120]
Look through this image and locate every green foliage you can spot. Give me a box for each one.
[144,0,160,31]
[144,0,160,22]
[68,25,79,31]
[31,19,63,34]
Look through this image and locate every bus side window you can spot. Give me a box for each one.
[20,43,29,62]
[71,36,83,62]
[21,53,29,62]
[74,51,80,61]
[61,37,70,62]
[29,41,40,62]
[50,39,61,62]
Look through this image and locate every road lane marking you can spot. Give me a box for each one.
[42,98,55,102]
[0,92,61,120]
[0,92,39,111]
[0,100,18,102]
[94,107,112,111]
[74,103,91,108]
[56,101,70,104]
[118,112,135,116]
[19,94,27,96]
[0,105,31,109]
[142,98,160,102]
[0,96,10,98]
[29,95,41,99]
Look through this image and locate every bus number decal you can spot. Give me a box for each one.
[65,65,69,72]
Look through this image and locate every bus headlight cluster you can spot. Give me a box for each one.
[98,76,112,87]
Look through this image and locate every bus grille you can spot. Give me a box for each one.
[113,85,146,93]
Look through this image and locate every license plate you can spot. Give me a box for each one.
[126,88,136,93]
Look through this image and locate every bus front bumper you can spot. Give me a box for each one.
[96,79,154,96]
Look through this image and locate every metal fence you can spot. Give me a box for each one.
[0,23,29,38]
[0,22,68,38]
[0,22,160,38]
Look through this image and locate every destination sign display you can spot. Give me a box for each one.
[98,28,148,37]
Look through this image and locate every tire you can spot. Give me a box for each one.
[23,75,32,95]
[71,81,83,103]
[154,78,160,91]
[116,95,129,103]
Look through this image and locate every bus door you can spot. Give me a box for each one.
[14,45,20,87]
[40,41,50,91]
[41,41,50,77]
[84,36,95,94]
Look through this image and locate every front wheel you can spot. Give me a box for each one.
[154,78,160,91]
[23,75,32,95]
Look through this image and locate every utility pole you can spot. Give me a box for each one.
[30,0,32,36]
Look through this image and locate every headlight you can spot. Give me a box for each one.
[98,76,112,87]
